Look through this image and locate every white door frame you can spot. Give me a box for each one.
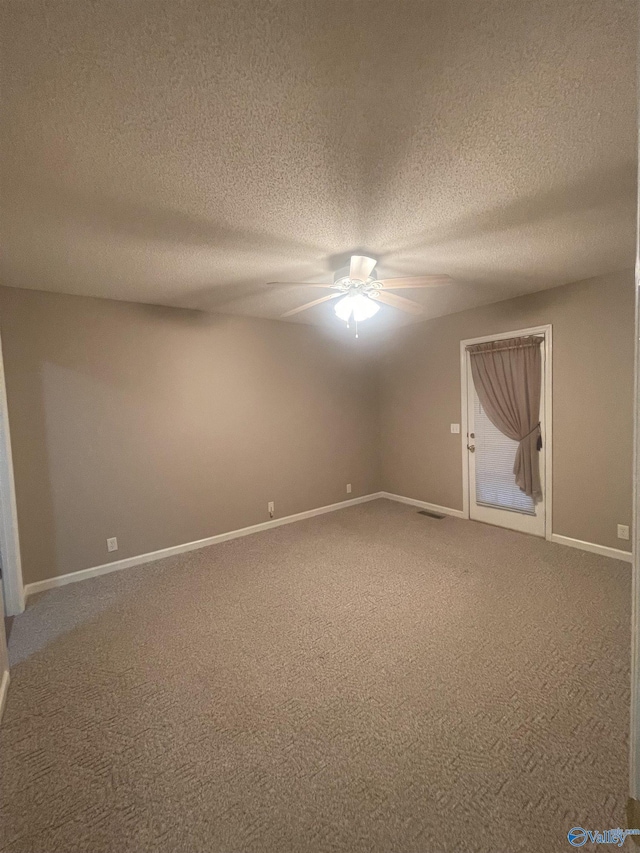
[630,201,640,801]
[460,324,553,541]
[0,329,24,616]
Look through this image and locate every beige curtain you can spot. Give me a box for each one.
[468,336,543,501]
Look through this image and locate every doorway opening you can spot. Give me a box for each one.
[0,331,24,618]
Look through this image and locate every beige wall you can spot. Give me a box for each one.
[0,271,634,586]
[0,287,380,584]
[378,271,635,551]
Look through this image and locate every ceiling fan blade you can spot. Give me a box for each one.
[267,281,335,288]
[370,291,424,315]
[349,255,377,283]
[281,293,341,318]
[377,275,453,289]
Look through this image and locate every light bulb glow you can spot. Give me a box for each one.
[334,293,380,323]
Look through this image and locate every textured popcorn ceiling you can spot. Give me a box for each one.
[0,0,636,328]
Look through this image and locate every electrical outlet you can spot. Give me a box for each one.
[346,483,352,494]
[450,424,460,434]
[107,537,118,552]
[268,501,275,518]
[617,524,630,541]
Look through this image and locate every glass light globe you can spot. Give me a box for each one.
[334,293,380,323]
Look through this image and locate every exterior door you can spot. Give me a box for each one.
[465,334,547,537]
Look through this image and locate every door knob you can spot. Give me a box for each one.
[467,444,475,453]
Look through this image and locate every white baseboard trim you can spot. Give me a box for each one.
[24,492,385,598]
[0,669,9,724]
[380,491,466,519]
[550,533,633,563]
[381,493,633,562]
[21,492,630,600]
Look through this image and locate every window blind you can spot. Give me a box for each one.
[473,393,535,515]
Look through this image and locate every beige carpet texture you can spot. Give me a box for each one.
[0,500,631,852]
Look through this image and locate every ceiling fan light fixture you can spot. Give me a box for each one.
[274,255,449,322]
[334,293,380,323]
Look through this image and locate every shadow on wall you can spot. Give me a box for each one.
[5,305,234,585]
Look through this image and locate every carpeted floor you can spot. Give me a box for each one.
[0,499,631,852]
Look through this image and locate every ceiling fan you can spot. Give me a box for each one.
[267,255,452,333]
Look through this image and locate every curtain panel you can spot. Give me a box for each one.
[468,336,543,501]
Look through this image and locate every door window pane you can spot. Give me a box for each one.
[473,392,535,515]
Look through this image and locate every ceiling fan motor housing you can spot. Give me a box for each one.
[332,259,382,293]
